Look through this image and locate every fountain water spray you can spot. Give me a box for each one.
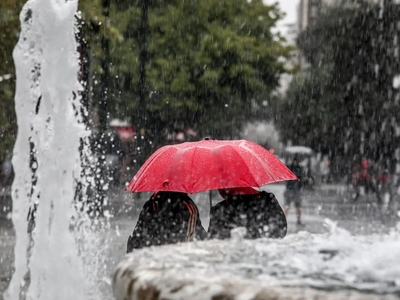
[5,0,97,299]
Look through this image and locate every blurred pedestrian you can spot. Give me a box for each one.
[352,158,372,202]
[284,157,306,226]
[106,130,126,187]
[208,187,287,240]
[127,191,206,252]
[375,167,391,216]
[0,154,13,188]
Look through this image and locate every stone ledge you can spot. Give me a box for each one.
[112,234,399,300]
[112,224,400,300]
[113,265,396,300]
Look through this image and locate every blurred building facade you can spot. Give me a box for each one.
[298,0,378,32]
[298,0,322,32]
[297,0,379,68]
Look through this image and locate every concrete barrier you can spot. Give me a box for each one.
[113,257,396,300]
[112,234,398,300]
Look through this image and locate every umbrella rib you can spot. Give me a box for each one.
[165,148,190,193]
[241,143,271,182]
[189,147,198,192]
[226,144,259,188]
[241,143,296,183]
[128,146,172,191]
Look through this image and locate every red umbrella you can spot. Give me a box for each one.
[126,139,297,194]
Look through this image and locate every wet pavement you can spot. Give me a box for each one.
[1,184,399,299]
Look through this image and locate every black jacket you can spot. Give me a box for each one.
[127,192,207,252]
[208,191,287,240]
[286,164,305,191]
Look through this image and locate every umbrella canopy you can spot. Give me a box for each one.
[109,118,130,127]
[282,146,313,158]
[127,140,297,194]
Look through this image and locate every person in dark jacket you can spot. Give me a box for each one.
[284,157,306,226]
[127,191,207,252]
[208,187,287,240]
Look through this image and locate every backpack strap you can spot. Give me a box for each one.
[183,200,197,241]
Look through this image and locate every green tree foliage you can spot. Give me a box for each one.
[79,0,291,139]
[278,1,400,168]
[0,0,24,162]
[0,0,290,163]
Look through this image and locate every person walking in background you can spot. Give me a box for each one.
[284,157,306,226]
[351,157,372,202]
[208,187,287,240]
[127,191,206,252]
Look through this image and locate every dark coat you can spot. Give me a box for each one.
[127,192,207,252]
[286,164,305,191]
[208,191,287,240]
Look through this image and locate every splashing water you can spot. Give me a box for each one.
[5,1,108,299]
[113,219,400,299]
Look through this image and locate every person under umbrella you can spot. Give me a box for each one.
[208,187,287,240]
[125,139,296,250]
[127,191,207,252]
